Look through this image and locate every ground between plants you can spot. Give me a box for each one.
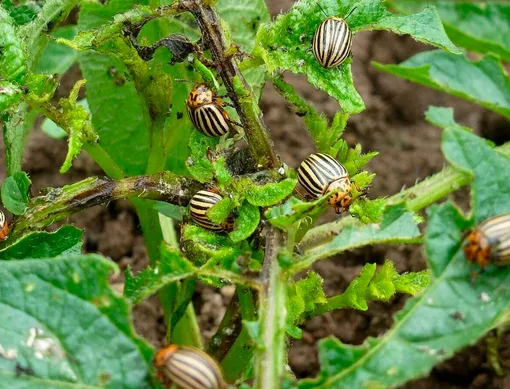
[3,1,510,388]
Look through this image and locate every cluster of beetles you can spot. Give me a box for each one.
[0,12,508,389]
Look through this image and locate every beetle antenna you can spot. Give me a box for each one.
[345,6,357,20]
[174,79,195,83]
[316,2,328,17]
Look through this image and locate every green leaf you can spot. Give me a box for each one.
[2,103,34,176]
[0,226,83,259]
[292,204,421,273]
[424,106,468,131]
[245,178,297,207]
[154,201,184,221]
[1,171,31,215]
[264,194,331,231]
[390,1,510,61]
[4,1,40,25]
[0,254,152,388]
[186,131,220,182]
[41,99,89,140]
[182,224,241,266]
[230,201,260,243]
[255,0,457,114]
[124,244,196,304]
[296,201,510,389]
[207,196,237,225]
[0,81,22,112]
[441,127,510,223]
[0,6,27,83]
[217,0,270,98]
[37,25,78,75]
[77,0,151,176]
[373,52,510,119]
[287,272,327,337]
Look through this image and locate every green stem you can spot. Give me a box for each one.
[300,142,510,250]
[254,227,287,389]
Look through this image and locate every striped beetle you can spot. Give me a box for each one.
[0,210,8,241]
[154,345,225,389]
[186,84,233,137]
[464,214,510,268]
[190,190,233,232]
[297,153,356,214]
[312,16,353,69]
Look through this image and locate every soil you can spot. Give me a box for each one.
[3,0,510,388]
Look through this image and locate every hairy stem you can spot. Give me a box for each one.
[179,0,278,169]
[254,226,287,389]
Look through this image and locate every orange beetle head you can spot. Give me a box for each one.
[154,345,179,369]
[187,84,215,108]
[325,178,353,214]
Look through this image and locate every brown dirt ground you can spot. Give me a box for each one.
[2,0,510,388]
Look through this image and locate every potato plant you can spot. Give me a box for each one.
[0,0,510,388]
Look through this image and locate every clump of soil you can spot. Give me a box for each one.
[5,1,510,388]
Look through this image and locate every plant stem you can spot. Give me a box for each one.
[300,143,510,250]
[179,0,279,169]
[8,172,201,241]
[254,226,287,389]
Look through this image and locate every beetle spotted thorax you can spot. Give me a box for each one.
[324,177,353,213]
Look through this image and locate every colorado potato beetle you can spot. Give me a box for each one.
[190,190,233,231]
[312,16,353,69]
[154,345,225,389]
[186,84,232,137]
[0,210,8,241]
[297,153,354,213]
[464,214,510,268]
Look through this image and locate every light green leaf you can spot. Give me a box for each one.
[124,244,196,304]
[292,204,421,273]
[2,103,34,176]
[37,25,77,75]
[186,131,219,182]
[245,178,297,207]
[0,81,22,112]
[424,106,468,131]
[1,171,31,215]
[373,52,510,119]
[295,201,510,389]
[0,254,152,388]
[41,99,89,139]
[390,1,510,61]
[255,0,457,113]
[207,196,237,225]
[0,226,83,259]
[230,201,260,243]
[0,6,27,83]
[442,127,510,223]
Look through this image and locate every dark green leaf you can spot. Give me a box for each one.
[1,171,31,215]
[230,201,260,243]
[373,52,510,119]
[293,204,421,273]
[5,1,40,25]
[0,226,82,260]
[442,127,510,223]
[296,201,510,389]
[77,0,151,176]
[154,201,184,221]
[0,254,152,388]
[390,1,510,61]
[124,244,196,304]
[37,25,77,75]
[255,0,457,113]
[245,178,297,207]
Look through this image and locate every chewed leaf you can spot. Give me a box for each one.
[373,52,510,119]
[245,178,297,207]
[230,201,260,243]
[255,0,457,113]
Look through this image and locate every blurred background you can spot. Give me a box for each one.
[1,0,509,387]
